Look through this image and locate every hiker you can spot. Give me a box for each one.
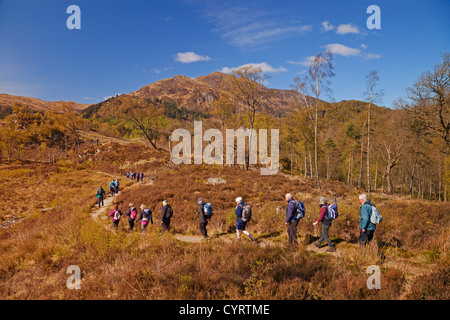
[125,203,138,231]
[109,204,122,231]
[284,193,299,247]
[109,180,117,197]
[137,204,153,233]
[140,172,144,182]
[197,198,209,240]
[161,200,173,232]
[235,197,256,242]
[313,197,336,252]
[358,193,376,246]
[115,179,120,192]
[126,172,129,180]
[137,172,140,182]
[96,186,106,208]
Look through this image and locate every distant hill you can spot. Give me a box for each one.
[0,94,91,113]
[128,71,306,117]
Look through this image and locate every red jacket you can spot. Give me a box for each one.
[316,204,331,226]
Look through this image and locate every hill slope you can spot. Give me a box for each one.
[129,71,305,117]
[0,93,91,113]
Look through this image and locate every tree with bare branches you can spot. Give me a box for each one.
[363,70,384,196]
[296,52,335,189]
[228,65,270,171]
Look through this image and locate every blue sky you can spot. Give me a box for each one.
[0,0,449,108]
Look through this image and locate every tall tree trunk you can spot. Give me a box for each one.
[374,157,378,191]
[304,147,308,179]
[314,105,321,189]
[367,103,371,196]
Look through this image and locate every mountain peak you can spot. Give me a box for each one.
[127,71,304,116]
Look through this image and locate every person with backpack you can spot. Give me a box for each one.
[125,203,138,232]
[109,180,117,197]
[284,193,300,247]
[137,204,153,233]
[161,200,173,232]
[235,197,256,242]
[109,204,122,231]
[96,186,106,208]
[313,197,336,252]
[140,172,144,182]
[358,193,377,246]
[197,198,211,240]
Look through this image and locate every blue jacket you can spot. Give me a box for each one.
[235,201,244,220]
[360,200,376,231]
[285,199,296,223]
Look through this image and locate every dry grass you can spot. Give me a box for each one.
[0,141,448,300]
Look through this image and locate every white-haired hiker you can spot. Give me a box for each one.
[284,193,299,247]
[161,200,173,232]
[235,197,256,242]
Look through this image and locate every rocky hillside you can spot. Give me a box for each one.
[129,72,305,117]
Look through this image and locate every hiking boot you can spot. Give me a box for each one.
[313,242,321,248]
[249,234,257,242]
[327,246,336,252]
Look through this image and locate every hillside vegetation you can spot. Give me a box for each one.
[0,54,448,300]
[0,137,448,300]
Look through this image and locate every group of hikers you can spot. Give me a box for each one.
[95,179,120,204]
[94,181,383,250]
[96,172,147,207]
[127,171,144,182]
[284,193,382,251]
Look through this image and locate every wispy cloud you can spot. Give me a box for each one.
[152,66,174,74]
[287,56,315,67]
[364,53,382,60]
[174,51,211,63]
[221,62,287,74]
[321,21,334,32]
[200,2,312,48]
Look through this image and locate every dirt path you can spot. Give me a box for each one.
[89,174,155,221]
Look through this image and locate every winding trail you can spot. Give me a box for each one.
[89,174,155,221]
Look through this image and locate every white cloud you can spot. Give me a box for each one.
[221,62,287,74]
[325,43,361,57]
[322,21,334,32]
[360,43,368,49]
[336,23,360,35]
[174,51,211,63]
[287,56,315,67]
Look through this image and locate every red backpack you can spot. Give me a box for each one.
[130,207,137,220]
